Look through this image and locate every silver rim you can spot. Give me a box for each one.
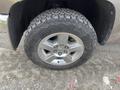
[37,32,84,66]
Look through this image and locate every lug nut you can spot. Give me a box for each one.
[54,50,57,53]
[54,45,58,48]
[64,50,68,53]
[65,46,69,49]
[58,52,62,56]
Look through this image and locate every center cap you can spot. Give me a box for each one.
[53,45,69,57]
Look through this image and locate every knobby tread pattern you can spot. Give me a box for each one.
[24,8,98,69]
[25,8,97,44]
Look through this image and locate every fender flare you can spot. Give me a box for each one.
[95,0,116,45]
[8,1,24,50]
[8,0,47,50]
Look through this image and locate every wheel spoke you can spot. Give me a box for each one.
[45,55,56,63]
[63,55,72,63]
[57,34,69,44]
[40,41,53,51]
[69,43,83,52]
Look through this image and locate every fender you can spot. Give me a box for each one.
[0,0,16,14]
[8,0,116,50]
[8,0,47,50]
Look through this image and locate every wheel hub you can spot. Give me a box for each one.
[53,44,69,57]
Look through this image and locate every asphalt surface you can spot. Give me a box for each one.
[0,0,120,90]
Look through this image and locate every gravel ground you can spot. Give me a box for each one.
[0,0,120,90]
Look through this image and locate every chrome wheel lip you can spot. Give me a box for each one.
[37,32,85,66]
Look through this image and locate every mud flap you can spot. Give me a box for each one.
[8,2,24,50]
[96,0,116,44]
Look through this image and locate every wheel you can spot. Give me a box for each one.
[24,8,97,70]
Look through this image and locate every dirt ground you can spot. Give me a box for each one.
[0,0,120,90]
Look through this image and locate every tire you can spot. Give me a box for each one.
[24,8,97,70]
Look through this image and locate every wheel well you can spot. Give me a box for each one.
[8,0,115,49]
[22,0,99,31]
